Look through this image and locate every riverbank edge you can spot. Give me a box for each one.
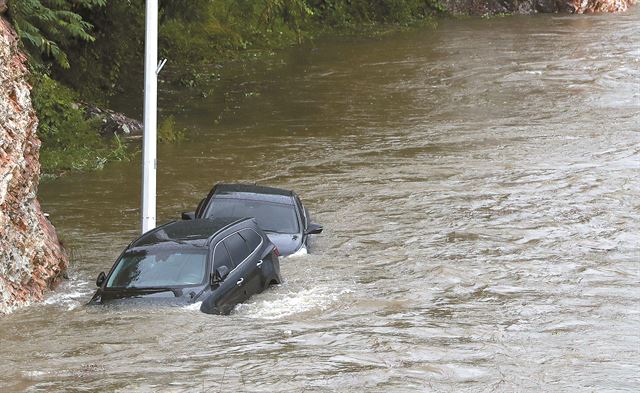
[443,0,635,15]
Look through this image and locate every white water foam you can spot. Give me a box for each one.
[285,246,308,258]
[182,301,203,311]
[43,277,93,311]
[236,287,352,319]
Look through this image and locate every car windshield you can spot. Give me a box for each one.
[206,198,299,233]
[106,249,207,288]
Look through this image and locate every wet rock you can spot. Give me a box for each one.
[570,0,634,13]
[83,104,142,137]
[441,0,634,14]
[0,17,68,314]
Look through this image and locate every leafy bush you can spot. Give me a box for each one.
[31,74,128,174]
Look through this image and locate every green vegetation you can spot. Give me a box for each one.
[6,0,128,174]
[7,0,105,69]
[6,0,445,175]
[30,74,128,174]
[158,116,186,144]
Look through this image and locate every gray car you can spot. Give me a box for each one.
[183,184,323,256]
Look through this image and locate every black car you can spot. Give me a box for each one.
[183,184,323,257]
[90,218,281,314]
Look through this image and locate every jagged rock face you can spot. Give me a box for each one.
[0,17,68,314]
[441,0,634,14]
[570,0,634,12]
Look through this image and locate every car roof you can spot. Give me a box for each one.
[212,183,295,205]
[130,218,246,249]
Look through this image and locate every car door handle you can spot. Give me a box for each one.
[257,260,263,268]
[236,278,244,286]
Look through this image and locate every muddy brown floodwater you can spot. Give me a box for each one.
[1,10,639,393]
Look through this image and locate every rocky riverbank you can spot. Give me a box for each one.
[442,0,635,15]
[0,17,68,314]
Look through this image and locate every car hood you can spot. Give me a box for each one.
[264,232,303,257]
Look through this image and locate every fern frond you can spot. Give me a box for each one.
[7,0,103,68]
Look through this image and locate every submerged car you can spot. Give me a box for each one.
[183,184,323,256]
[90,218,281,314]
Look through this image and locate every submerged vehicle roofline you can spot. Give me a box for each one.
[131,217,253,248]
[126,242,208,253]
[208,184,295,206]
[204,217,254,246]
[212,194,295,205]
[130,220,177,248]
[214,183,294,197]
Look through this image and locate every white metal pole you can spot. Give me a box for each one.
[141,0,158,233]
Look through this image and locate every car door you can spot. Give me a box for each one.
[223,232,257,304]
[205,242,245,314]
[239,228,267,292]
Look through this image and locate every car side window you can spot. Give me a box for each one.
[214,243,233,270]
[240,229,262,252]
[224,233,251,267]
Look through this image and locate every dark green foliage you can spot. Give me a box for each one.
[31,74,128,173]
[159,0,314,64]
[51,0,145,103]
[7,0,106,68]
[160,0,212,22]
[310,0,444,26]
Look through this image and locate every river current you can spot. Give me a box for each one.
[1,10,639,392]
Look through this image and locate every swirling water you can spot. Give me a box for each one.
[1,10,639,392]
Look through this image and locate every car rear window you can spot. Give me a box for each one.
[205,198,299,234]
[240,229,262,251]
[223,233,251,266]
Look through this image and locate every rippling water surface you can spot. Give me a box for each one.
[1,10,639,392]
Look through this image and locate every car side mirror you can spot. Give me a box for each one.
[96,272,106,287]
[305,223,323,235]
[211,265,230,285]
[182,211,195,220]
